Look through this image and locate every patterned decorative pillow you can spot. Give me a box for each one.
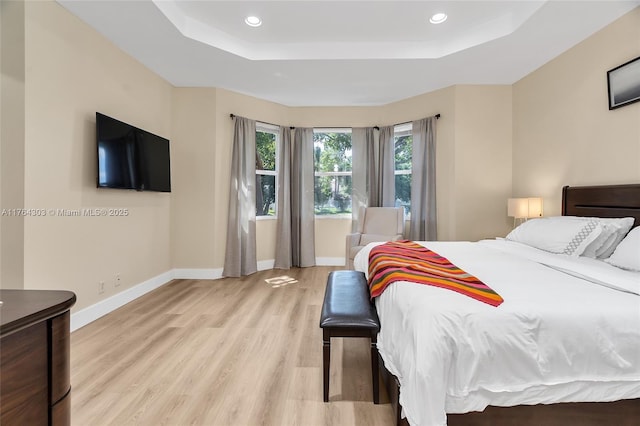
[595,217,635,259]
[552,216,634,258]
[506,217,602,256]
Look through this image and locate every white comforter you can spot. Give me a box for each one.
[354,239,640,426]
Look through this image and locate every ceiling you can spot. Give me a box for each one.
[57,1,639,107]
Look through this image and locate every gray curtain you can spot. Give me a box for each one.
[351,127,374,231]
[275,127,316,268]
[274,127,292,268]
[409,116,437,240]
[223,116,257,277]
[370,126,395,207]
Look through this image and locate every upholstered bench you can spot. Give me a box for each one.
[319,270,380,403]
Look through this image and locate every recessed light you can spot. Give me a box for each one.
[429,12,448,24]
[245,16,262,27]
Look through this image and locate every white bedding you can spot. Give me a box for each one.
[354,239,640,426]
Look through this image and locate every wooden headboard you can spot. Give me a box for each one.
[562,184,640,228]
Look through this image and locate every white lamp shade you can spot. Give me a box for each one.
[508,198,529,218]
[508,197,543,218]
[527,197,543,218]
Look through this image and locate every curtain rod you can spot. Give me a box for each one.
[230,114,295,129]
[373,113,440,131]
[230,112,440,131]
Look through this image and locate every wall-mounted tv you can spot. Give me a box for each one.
[96,112,171,192]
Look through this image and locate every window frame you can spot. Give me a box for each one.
[255,122,279,220]
[313,128,353,219]
[394,123,413,219]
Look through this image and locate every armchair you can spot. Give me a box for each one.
[345,207,405,269]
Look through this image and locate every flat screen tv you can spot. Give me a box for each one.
[96,112,171,192]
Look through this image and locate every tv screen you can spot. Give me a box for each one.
[96,113,171,192]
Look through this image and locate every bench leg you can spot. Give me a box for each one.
[323,338,330,402]
[371,336,379,404]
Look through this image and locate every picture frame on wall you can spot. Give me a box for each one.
[607,55,640,110]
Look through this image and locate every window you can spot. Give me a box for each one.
[313,129,352,216]
[256,125,278,217]
[394,123,412,216]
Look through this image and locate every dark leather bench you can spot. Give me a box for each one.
[319,270,380,403]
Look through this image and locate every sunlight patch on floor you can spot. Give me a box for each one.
[265,276,299,288]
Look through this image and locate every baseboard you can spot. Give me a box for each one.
[173,261,274,278]
[172,268,223,280]
[70,270,173,332]
[257,259,275,270]
[316,257,346,266]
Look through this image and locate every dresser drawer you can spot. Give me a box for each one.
[0,322,48,426]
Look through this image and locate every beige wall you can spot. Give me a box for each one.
[454,85,513,240]
[21,1,173,311]
[1,0,26,289]
[170,88,217,268]
[513,8,640,216]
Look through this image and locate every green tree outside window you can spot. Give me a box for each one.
[256,130,277,216]
[314,132,352,215]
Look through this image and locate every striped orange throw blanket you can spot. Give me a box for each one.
[368,240,504,307]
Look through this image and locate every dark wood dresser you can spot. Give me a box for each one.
[0,290,76,426]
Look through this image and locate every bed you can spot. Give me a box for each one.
[353,184,640,426]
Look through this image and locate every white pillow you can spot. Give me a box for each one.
[506,217,602,256]
[605,227,640,271]
[575,217,635,258]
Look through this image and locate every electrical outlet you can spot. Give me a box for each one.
[98,281,105,294]
[115,273,121,287]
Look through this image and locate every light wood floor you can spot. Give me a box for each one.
[71,267,395,425]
